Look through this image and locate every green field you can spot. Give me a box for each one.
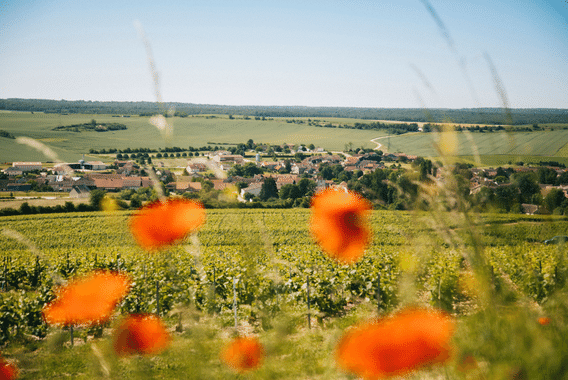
[0,112,388,162]
[2,208,568,378]
[3,111,568,166]
[385,129,568,161]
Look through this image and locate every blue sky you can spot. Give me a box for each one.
[0,0,566,108]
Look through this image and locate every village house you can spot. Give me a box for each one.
[169,181,202,193]
[69,185,91,198]
[210,179,232,191]
[115,161,140,175]
[2,167,23,176]
[186,162,207,174]
[11,162,43,172]
[240,182,263,198]
[85,174,151,191]
[212,154,244,165]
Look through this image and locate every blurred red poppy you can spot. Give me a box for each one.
[43,271,131,326]
[538,317,551,326]
[113,314,171,356]
[0,356,17,380]
[336,308,455,379]
[129,198,206,250]
[310,188,372,264]
[221,336,263,372]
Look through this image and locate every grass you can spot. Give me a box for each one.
[0,112,387,162]
[437,155,568,167]
[384,129,568,159]
[3,112,568,165]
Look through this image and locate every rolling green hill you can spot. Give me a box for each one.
[2,111,568,165]
[0,112,387,162]
[383,129,568,165]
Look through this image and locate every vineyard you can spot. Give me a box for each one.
[1,209,568,344]
[0,209,568,378]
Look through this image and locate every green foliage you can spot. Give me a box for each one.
[259,177,278,201]
[89,189,106,210]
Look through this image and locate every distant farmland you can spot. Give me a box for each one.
[1,111,568,165]
[0,112,387,162]
[384,127,568,164]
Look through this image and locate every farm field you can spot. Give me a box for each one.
[384,129,568,161]
[3,112,568,165]
[2,209,568,378]
[0,112,387,162]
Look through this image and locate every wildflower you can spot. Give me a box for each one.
[113,314,170,356]
[0,356,17,380]
[129,198,206,250]
[43,271,131,326]
[336,308,455,379]
[221,336,263,372]
[310,188,372,264]
[538,317,550,326]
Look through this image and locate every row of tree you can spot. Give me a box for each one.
[2,98,567,125]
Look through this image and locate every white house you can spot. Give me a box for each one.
[240,182,263,198]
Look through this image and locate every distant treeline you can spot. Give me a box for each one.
[311,120,420,135]
[53,121,127,132]
[0,130,15,139]
[1,98,568,125]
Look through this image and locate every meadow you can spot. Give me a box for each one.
[0,112,387,162]
[2,208,568,378]
[385,128,568,165]
[3,112,568,166]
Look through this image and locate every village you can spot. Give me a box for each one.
[2,142,568,215]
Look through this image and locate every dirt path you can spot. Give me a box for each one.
[370,136,392,152]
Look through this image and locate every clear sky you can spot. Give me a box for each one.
[0,0,566,109]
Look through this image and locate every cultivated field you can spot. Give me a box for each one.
[2,209,568,378]
[384,128,568,163]
[0,112,387,162]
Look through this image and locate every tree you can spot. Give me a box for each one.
[228,164,244,177]
[512,172,540,204]
[280,184,301,200]
[494,185,519,212]
[243,162,262,177]
[19,202,33,215]
[556,171,568,185]
[259,177,278,201]
[544,188,566,212]
[320,165,334,180]
[538,167,557,185]
[297,178,316,197]
[130,195,142,209]
[64,201,75,212]
[89,189,106,210]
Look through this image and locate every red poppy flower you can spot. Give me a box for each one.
[43,271,131,326]
[336,308,455,380]
[0,356,17,380]
[538,317,551,326]
[113,314,171,356]
[129,199,206,250]
[221,336,263,372]
[310,188,372,264]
